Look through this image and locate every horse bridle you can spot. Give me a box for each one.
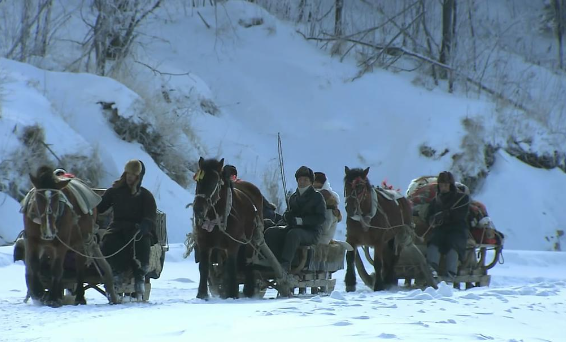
[344,177,369,215]
[32,188,72,238]
[194,171,224,213]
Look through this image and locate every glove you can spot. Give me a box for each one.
[283,212,296,226]
[136,220,152,236]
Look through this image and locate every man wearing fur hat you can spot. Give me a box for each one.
[426,171,470,280]
[264,166,326,272]
[98,159,157,300]
[312,171,342,244]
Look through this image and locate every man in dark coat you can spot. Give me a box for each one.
[264,166,326,272]
[426,171,470,279]
[98,159,157,300]
[222,164,282,225]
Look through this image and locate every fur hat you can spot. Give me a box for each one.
[124,159,143,176]
[437,171,455,185]
[223,164,237,177]
[295,166,314,183]
[314,172,327,185]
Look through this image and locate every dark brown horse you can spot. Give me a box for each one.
[24,166,117,307]
[192,157,264,299]
[343,166,414,291]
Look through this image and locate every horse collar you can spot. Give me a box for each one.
[350,187,378,224]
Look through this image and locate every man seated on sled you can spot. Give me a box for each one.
[312,171,342,244]
[426,171,470,280]
[264,166,326,272]
[97,159,157,300]
[222,164,283,226]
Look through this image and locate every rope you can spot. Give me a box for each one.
[55,229,140,260]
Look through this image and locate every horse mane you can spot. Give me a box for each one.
[344,168,372,188]
[34,165,58,189]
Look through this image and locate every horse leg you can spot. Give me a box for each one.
[24,240,44,303]
[345,248,357,292]
[242,246,256,298]
[373,244,385,291]
[197,247,210,300]
[46,248,66,308]
[74,254,87,305]
[382,239,400,289]
[223,246,239,299]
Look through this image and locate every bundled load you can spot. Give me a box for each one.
[406,176,503,245]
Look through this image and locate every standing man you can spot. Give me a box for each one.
[264,166,326,272]
[98,159,157,300]
[426,171,470,279]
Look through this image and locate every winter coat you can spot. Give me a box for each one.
[284,186,327,237]
[426,189,470,259]
[98,170,157,244]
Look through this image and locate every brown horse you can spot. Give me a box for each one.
[192,157,264,299]
[343,166,414,291]
[24,166,117,307]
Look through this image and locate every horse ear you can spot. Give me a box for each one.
[56,179,71,189]
[218,158,224,173]
[29,173,38,188]
[198,157,204,169]
[345,166,350,174]
[363,167,370,178]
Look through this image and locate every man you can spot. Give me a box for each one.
[426,171,470,279]
[312,171,342,244]
[222,164,282,225]
[264,166,326,272]
[98,159,157,300]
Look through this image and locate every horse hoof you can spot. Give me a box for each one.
[196,293,209,300]
[75,299,87,306]
[345,285,356,292]
[47,300,62,308]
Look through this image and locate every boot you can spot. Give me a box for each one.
[133,269,146,301]
[134,278,145,302]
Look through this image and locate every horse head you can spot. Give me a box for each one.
[193,157,225,226]
[343,166,371,218]
[28,166,72,240]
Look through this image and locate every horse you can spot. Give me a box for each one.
[24,166,117,307]
[343,166,415,291]
[192,157,264,299]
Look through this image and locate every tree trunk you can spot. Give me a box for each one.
[553,0,564,69]
[420,0,438,85]
[334,0,343,37]
[20,0,33,62]
[33,0,53,57]
[439,0,454,80]
[298,0,306,22]
[93,0,108,75]
[448,0,457,93]
[467,0,477,72]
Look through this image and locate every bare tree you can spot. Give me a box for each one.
[33,0,53,57]
[334,0,343,37]
[439,0,454,80]
[5,0,54,61]
[91,0,163,76]
[552,0,565,69]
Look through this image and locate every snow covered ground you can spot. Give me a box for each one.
[1,244,565,342]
